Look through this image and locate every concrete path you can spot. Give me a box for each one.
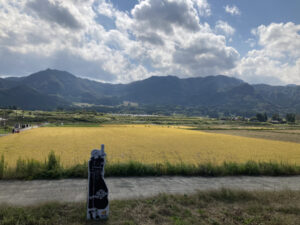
[0,125,39,138]
[0,176,300,206]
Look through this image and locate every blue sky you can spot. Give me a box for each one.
[209,0,300,55]
[108,0,300,57]
[0,0,299,85]
[110,0,138,12]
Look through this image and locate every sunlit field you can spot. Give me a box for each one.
[1,125,300,167]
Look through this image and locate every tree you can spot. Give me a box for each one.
[256,112,268,122]
[286,113,296,123]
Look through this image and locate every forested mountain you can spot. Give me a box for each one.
[1,69,300,115]
[0,85,68,110]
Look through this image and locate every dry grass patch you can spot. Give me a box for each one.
[204,129,300,143]
[1,190,299,225]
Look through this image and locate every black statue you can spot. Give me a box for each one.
[87,144,109,220]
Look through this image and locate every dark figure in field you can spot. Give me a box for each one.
[87,146,109,220]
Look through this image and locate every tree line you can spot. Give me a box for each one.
[254,113,296,123]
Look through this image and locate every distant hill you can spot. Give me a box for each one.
[1,69,300,115]
[6,69,122,105]
[0,85,68,110]
[122,75,244,105]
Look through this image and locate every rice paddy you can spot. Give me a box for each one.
[0,124,300,168]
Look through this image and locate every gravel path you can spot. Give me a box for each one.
[0,176,299,206]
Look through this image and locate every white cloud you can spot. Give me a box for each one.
[215,20,235,36]
[96,0,116,18]
[192,0,211,17]
[0,0,145,82]
[256,22,300,59]
[128,0,238,77]
[0,0,241,83]
[131,0,201,35]
[235,22,300,85]
[4,1,298,86]
[172,33,239,76]
[225,5,241,16]
[26,0,83,30]
[245,38,256,48]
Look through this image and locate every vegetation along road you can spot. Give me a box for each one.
[0,176,299,206]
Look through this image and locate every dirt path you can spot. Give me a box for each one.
[0,176,299,206]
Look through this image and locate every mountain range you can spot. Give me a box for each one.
[1,69,300,116]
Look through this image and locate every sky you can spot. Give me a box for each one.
[0,0,299,85]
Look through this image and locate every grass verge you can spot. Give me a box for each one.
[0,189,300,225]
[0,128,10,135]
[0,152,300,179]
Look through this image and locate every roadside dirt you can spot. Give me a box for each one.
[203,129,300,143]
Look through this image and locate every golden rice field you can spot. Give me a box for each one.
[0,125,300,167]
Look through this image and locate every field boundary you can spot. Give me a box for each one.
[1,152,300,180]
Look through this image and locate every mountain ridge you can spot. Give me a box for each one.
[1,69,299,115]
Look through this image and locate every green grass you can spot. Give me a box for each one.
[0,189,299,225]
[0,153,300,180]
[0,128,10,135]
